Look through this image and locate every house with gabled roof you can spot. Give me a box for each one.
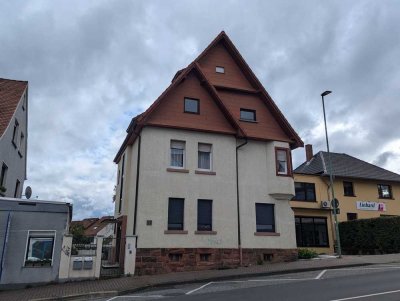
[292,144,400,254]
[114,31,303,275]
[0,78,28,198]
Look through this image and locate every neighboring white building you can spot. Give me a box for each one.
[0,78,28,198]
[114,32,303,275]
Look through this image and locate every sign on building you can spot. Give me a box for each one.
[356,201,386,211]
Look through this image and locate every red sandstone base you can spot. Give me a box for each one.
[135,248,298,275]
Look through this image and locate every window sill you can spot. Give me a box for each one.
[166,168,189,173]
[239,119,258,123]
[195,170,216,175]
[276,173,293,178]
[195,231,217,235]
[379,197,394,200]
[344,195,356,197]
[164,230,188,234]
[254,232,280,236]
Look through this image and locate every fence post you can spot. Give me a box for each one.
[124,236,137,275]
[94,236,104,279]
[59,234,73,281]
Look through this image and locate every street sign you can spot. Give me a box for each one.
[331,198,340,209]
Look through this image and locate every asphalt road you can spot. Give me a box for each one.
[103,264,400,301]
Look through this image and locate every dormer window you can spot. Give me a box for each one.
[216,66,225,74]
[184,97,199,114]
[240,109,256,122]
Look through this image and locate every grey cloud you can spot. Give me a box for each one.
[1,0,400,218]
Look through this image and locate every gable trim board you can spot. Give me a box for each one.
[114,31,303,163]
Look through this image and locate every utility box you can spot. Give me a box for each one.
[73,257,83,270]
[83,257,93,270]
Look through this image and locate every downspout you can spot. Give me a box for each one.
[132,134,141,247]
[236,138,248,266]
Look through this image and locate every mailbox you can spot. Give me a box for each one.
[73,257,83,270]
[83,256,93,270]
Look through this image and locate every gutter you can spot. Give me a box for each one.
[132,133,142,247]
[236,138,248,266]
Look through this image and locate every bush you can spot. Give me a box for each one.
[339,216,400,255]
[298,248,318,259]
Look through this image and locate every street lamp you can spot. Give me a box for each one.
[321,90,342,258]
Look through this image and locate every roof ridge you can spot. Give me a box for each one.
[0,78,28,83]
[320,151,327,173]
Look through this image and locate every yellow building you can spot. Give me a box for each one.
[291,145,400,254]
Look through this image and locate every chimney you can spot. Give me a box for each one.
[305,144,313,162]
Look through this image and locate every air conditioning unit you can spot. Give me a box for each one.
[321,201,331,209]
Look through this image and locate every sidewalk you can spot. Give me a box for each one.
[2,254,400,301]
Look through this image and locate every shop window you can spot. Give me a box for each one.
[295,216,329,247]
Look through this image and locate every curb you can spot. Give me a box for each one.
[21,262,374,301]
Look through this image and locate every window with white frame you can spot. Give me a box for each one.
[25,231,55,267]
[198,143,212,170]
[170,140,185,168]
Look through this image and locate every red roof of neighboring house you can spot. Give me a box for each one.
[114,31,303,163]
[71,216,116,237]
[0,78,28,138]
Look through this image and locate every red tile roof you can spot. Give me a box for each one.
[71,216,116,237]
[0,78,28,138]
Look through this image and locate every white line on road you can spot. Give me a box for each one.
[330,289,400,301]
[106,295,164,300]
[248,278,314,282]
[332,266,400,271]
[186,282,213,295]
[315,270,327,280]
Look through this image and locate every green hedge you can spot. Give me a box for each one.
[339,216,400,255]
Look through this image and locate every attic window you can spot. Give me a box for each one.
[216,66,225,74]
[184,97,199,114]
[240,109,256,122]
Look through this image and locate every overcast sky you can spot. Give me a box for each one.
[1,0,399,219]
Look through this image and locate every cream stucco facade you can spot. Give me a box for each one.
[115,126,296,250]
[292,173,400,254]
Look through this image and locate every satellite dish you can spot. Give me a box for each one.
[25,186,32,199]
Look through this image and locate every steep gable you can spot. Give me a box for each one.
[0,78,28,138]
[147,70,237,135]
[114,31,303,163]
[198,41,257,91]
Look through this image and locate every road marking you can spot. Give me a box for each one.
[330,289,400,301]
[106,295,163,300]
[186,282,213,295]
[315,270,327,279]
[248,278,313,282]
[332,266,400,271]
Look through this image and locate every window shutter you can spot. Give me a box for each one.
[198,143,211,152]
[171,141,185,149]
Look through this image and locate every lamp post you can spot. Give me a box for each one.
[321,90,342,258]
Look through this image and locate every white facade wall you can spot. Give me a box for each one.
[0,89,28,198]
[238,140,296,249]
[115,126,297,250]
